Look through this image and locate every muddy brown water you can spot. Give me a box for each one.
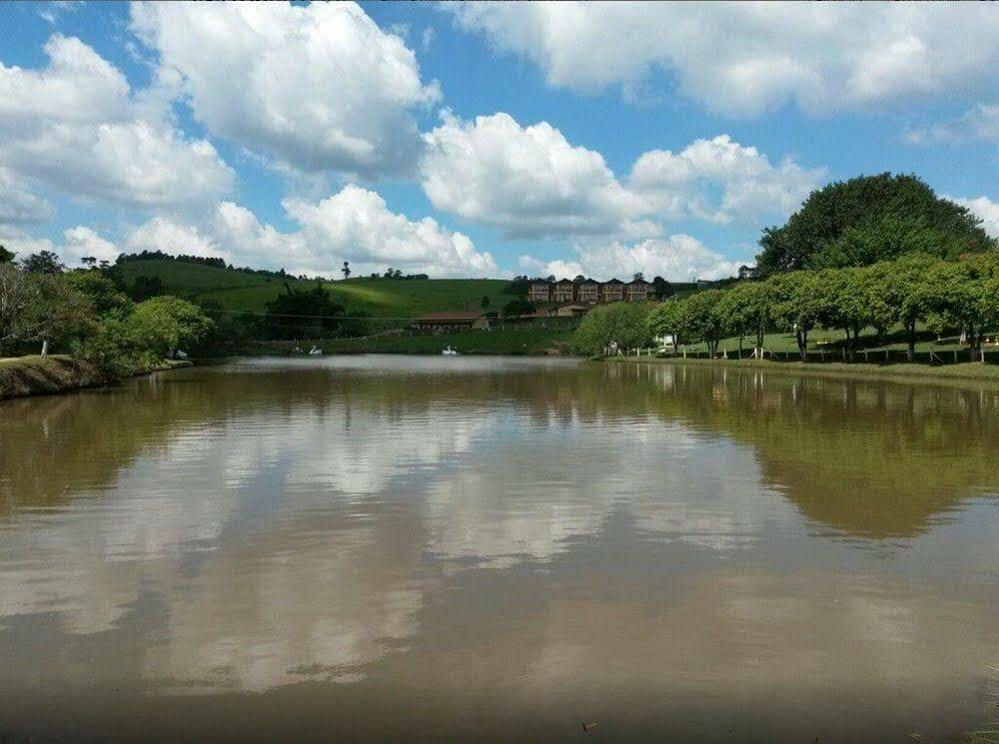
[1,356,998,743]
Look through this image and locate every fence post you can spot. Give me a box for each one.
[864,349,869,362]
[954,350,958,364]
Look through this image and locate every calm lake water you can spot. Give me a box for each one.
[2,356,999,743]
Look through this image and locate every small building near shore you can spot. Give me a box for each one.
[415,312,491,333]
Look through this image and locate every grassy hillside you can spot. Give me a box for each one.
[116,260,511,317]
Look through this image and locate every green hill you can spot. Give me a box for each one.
[116,260,511,318]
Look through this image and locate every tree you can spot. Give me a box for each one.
[756,173,995,275]
[646,299,684,345]
[922,260,987,359]
[127,296,215,358]
[717,281,772,356]
[265,283,348,339]
[342,260,350,280]
[811,268,869,355]
[572,302,652,356]
[20,250,65,275]
[81,257,98,270]
[651,276,672,300]
[0,264,92,356]
[856,262,896,345]
[480,295,490,308]
[881,253,940,361]
[632,272,645,282]
[672,289,728,356]
[502,298,534,317]
[65,270,132,319]
[0,245,14,264]
[129,275,165,301]
[768,271,824,360]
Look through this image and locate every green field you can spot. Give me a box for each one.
[116,260,511,317]
[219,323,575,357]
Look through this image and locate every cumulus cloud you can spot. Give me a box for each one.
[1,224,120,268]
[519,235,744,282]
[421,112,820,239]
[0,34,234,211]
[0,167,52,224]
[904,104,999,145]
[131,2,441,177]
[119,186,499,279]
[421,111,652,239]
[286,185,499,276]
[447,3,999,116]
[126,216,226,261]
[629,135,823,223]
[947,195,999,239]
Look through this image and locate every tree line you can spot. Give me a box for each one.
[575,173,999,361]
[574,253,999,361]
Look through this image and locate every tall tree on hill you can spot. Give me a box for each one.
[20,250,65,275]
[0,245,14,264]
[755,173,995,275]
[342,260,350,280]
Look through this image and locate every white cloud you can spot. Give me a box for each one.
[421,111,653,239]
[947,195,999,239]
[421,112,820,238]
[0,34,234,211]
[447,3,999,116]
[285,185,499,277]
[131,2,441,177]
[0,167,52,224]
[1,224,119,268]
[519,235,744,282]
[629,135,823,223]
[126,216,225,261]
[904,104,999,145]
[120,185,499,279]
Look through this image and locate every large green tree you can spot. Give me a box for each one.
[756,173,994,275]
[672,289,729,356]
[573,301,652,355]
[768,271,824,360]
[127,296,215,359]
[716,281,772,356]
[0,264,92,356]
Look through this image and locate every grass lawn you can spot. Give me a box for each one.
[674,325,983,356]
[117,260,511,317]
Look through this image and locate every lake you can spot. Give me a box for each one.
[2,356,998,743]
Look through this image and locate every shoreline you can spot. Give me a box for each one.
[0,355,192,401]
[606,353,999,387]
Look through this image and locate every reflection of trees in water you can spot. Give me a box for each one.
[615,364,999,539]
[4,359,997,542]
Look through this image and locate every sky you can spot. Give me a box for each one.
[1,1,999,282]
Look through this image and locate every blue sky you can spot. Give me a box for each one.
[1,1,998,280]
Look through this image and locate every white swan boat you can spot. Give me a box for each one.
[441,346,459,356]
[308,345,323,357]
